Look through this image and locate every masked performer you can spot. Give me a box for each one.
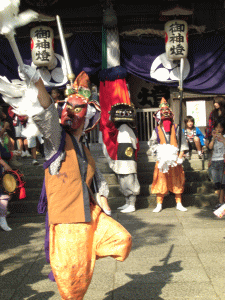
[1,65,132,300]
[102,101,140,213]
[99,13,140,213]
[99,69,140,213]
[149,98,189,213]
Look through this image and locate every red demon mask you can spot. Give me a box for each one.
[158,97,174,133]
[61,94,88,132]
[160,106,173,121]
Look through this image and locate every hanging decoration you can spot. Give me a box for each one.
[30,26,55,68]
[162,5,190,150]
[165,19,188,61]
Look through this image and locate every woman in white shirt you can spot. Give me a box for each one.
[208,118,225,208]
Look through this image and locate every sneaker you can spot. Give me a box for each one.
[32,159,39,165]
[198,151,203,159]
[25,150,32,157]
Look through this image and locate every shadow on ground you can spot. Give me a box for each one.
[104,245,182,300]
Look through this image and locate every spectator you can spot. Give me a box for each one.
[0,107,22,168]
[27,133,44,165]
[208,118,225,208]
[8,106,31,158]
[205,96,225,145]
[0,141,20,231]
[0,107,12,151]
[183,115,205,159]
[50,88,65,120]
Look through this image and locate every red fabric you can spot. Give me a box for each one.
[162,120,172,133]
[8,106,15,119]
[19,186,26,199]
[99,78,131,160]
[8,106,27,125]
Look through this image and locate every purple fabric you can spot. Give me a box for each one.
[1,33,225,94]
[45,212,56,282]
[37,129,66,283]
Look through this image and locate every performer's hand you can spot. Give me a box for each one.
[4,164,12,172]
[20,65,41,83]
[100,196,111,212]
[177,157,183,165]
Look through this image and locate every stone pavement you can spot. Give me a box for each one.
[1,205,225,300]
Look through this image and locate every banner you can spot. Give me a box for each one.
[1,33,225,94]
[186,100,206,127]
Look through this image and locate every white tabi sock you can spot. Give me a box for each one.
[176,203,187,212]
[153,203,162,213]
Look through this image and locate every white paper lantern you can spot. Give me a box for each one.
[30,26,54,67]
[165,20,188,61]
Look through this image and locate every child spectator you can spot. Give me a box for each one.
[208,118,225,208]
[27,134,44,165]
[8,106,31,158]
[50,88,65,121]
[183,115,205,159]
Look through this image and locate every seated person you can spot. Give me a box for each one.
[183,115,205,159]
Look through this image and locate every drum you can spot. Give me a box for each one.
[1,169,26,199]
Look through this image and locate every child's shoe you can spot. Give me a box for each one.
[198,151,203,159]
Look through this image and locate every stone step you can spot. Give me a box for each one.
[7,147,214,216]
[8,192,219,217]
[101,170,211,185]
[18,179,215,204]
[94,158,209,173]
[22,169,211,189]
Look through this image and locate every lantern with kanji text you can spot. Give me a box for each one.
[30,26,54,67]
[165,20,188,61]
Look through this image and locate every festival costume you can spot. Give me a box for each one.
[32,71,132,299]
[149,98,188,212]
[99,17,140,213]
[99,24,140,213]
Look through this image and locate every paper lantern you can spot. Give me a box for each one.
[30,26,54,67]
[165,20,188,60]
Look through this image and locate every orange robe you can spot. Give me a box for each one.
[151,125,185,195]
[47,133,132,299]
[50,204,132,300]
